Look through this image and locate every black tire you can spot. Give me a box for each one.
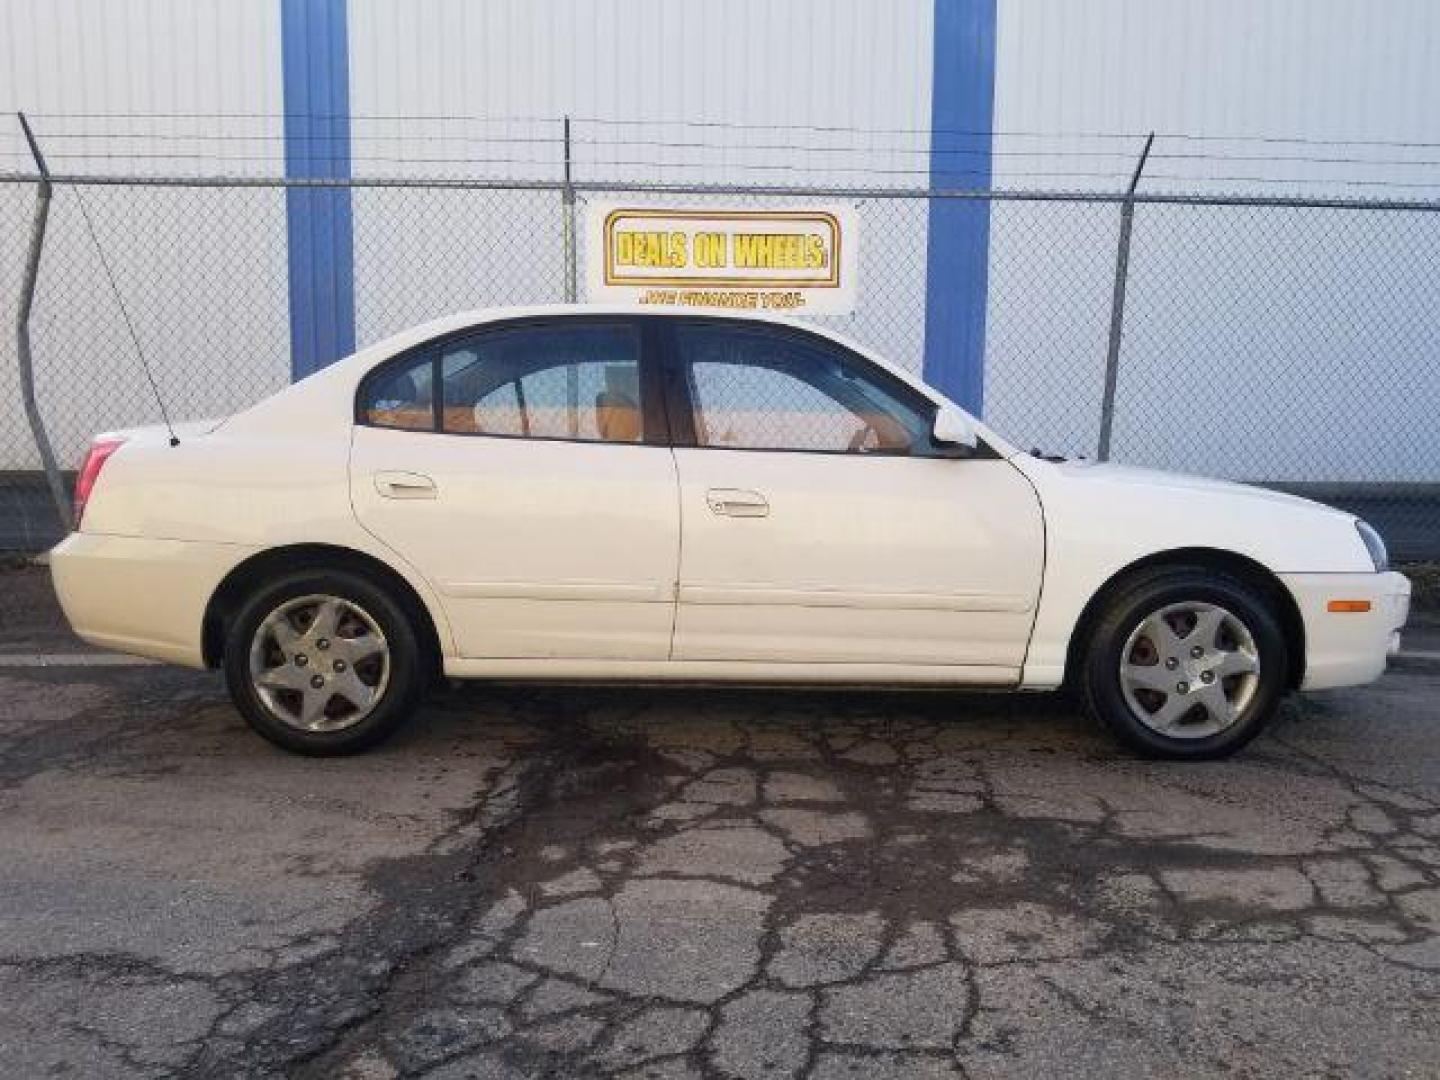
[1078,566,1289,760]
[222,568,424,755]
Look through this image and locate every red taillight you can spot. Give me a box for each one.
[73,437,126,528]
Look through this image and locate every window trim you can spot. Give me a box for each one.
[655,316,987,459]
[354,314,667,447]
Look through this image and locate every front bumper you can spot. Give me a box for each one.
[1279,570,1411,690]
[50,532,256,668]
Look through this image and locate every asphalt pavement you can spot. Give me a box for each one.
[1,563,1439,1078]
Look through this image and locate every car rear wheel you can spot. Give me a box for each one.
[1079,567,1289,760]
[223,568,423,755]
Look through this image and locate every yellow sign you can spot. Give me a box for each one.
[586,204,858,314]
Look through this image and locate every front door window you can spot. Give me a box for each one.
[674,323,936,455]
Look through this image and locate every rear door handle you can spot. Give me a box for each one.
[706,488,769,518]
[375,471,438,500]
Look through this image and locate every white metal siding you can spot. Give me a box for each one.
[0,0,286,175]
[995,0,1440,191]
[347,0,934,185]
[345,0,937,372]
[0,0,287,469]
[985,0,1440,477]
[1,0,1438,482]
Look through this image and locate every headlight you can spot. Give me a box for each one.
[1355,519,1388,572]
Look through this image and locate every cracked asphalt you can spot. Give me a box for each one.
[2,564,1439,1078]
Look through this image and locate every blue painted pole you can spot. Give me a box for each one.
[281,0,355,380]
[923,0,997,414]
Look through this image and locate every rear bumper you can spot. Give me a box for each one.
[50,532,256,668]
[1280,570,1411,690]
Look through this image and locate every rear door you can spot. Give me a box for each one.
[350,316,680,660]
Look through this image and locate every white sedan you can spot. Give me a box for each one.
[51,306,1410,758]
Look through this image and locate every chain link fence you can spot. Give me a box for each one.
[2,172,1438,559]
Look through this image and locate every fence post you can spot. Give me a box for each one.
[1096,132,1154,462]
[562,115,578,302]
[561,115,581,434]
[14,112,72,534]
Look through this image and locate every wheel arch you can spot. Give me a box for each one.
[1062,547,1306,690]
[202,543,444,677]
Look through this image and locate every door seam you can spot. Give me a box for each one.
[666,446,685,660]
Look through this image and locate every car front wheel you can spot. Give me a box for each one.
[1079,566,1289,760]
[223,568,424,755]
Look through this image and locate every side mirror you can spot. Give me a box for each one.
[932,404,979,451]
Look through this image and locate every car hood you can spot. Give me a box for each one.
[1011,456,1374,575]
[1045,460,1338,514]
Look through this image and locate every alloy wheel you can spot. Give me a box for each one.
[1119,600,1261,739]
[247,594,391,732]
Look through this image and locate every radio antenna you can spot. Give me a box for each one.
[20,113,181,448]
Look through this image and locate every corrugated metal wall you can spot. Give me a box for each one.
[0,0,290,473]
[0,0,285,174]
[344,0,937,371]
[2,0,1439,481]
[995,0,1440,192]
[985,0,1440,476]
[348,0,933,185]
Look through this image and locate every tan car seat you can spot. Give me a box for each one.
[595,391,642,442]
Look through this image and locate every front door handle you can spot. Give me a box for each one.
[706,488,769,518]
[375,471,438,500]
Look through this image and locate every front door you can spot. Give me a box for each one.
[664,319,1044,670]
[350,316,679,660]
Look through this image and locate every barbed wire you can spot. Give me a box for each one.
[8,114,1440,194]
[22,130,1440,171]
[8,155,1440,192]
[20,110,1440,151]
